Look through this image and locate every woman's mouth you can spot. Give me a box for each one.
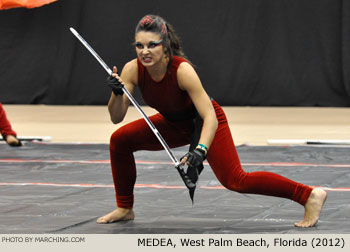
[142,57,152,63]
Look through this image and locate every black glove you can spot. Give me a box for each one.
[181,148,206,184]
[107,75,124,96]
[181,148,206,167]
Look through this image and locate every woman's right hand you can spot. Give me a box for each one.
[107,66,124,96]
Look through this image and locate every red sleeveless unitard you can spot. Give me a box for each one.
[109,56,312,209]
[137,56,194,117]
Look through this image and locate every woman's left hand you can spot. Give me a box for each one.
[180,148,206,167]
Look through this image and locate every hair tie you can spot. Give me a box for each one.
[140,16,154,27]
[161,23,167,36]
[196,144,208,154]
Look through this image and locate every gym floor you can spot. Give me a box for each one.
[0,105,350,234]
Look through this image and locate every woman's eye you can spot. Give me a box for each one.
[135,43,143,49]
[148,42,157,48]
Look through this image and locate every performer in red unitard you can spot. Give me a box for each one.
[0,102,22,147]
[97,15,327,227]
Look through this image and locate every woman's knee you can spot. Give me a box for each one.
[110,127,133,152]
[216,170,248,192]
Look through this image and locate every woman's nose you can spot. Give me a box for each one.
[141,48,150,54]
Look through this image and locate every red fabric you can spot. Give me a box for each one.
[0,0,57,10]
[110,57,312,208]
[137,56,193,116]
[207,101,312,205]
[110,112,194,208]
[0,102,17,137]
[110,101,312,208]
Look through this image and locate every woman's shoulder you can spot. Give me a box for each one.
[123,58,138,70]
[122,59,139,76]
[172,56,194,70]
[176,57,199,91]
[176,57,195,74]
[121,59,139,84]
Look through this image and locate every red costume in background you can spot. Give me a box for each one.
[109,56,312,208]
[0,102,17,138]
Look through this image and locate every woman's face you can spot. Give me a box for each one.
[135,31,166,67]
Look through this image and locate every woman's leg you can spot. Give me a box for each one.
[0,102,21,146]
[0,102,17,137]
[207,101,326,227]
[207,102,312,204]
[97,114,192,223]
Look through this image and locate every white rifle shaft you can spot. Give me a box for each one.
[69,27,180,167]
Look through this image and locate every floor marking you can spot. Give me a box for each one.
[0,159,110,164]
[0,182,349,191]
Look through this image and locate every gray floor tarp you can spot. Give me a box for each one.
[0,142,349,234]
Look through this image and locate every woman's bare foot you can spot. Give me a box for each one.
[5,135,22,147]
[294,188,327,228]
[96,208,135,224]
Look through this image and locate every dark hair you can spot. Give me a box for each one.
[135,14,186,59]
